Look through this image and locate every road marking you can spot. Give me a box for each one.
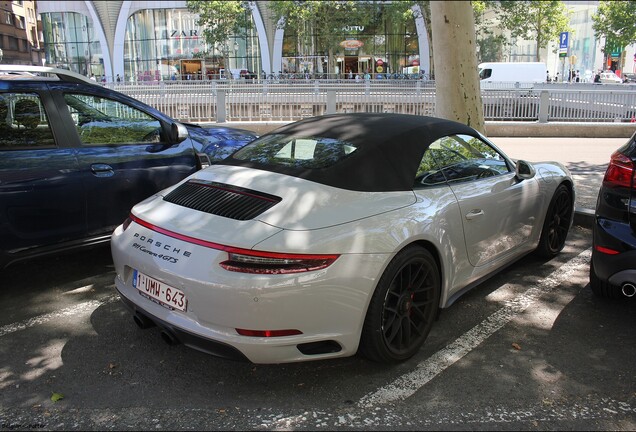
[1,394,632,429]
[358,248,591,408]
[254,396,635,429]
[0,295,118,338]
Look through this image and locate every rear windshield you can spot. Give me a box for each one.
[231,134,357,169]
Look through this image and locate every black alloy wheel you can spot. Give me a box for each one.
[537,184,573,258]
[360,246,440,363]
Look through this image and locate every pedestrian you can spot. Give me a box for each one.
[546,71,551,82]
[116,74,121,83]
[575,70,580,83]
[594,71,601,83]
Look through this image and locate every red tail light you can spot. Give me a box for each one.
[220,249,339,274]
[603,151,634,189]
[595,245,620,255]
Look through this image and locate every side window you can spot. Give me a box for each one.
[414,146,445,187]
[479,68,492,80]
[0,93,56,150]
[414,134,510,187]
[64,94,163,146]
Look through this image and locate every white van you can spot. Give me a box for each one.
[478,62,547,89]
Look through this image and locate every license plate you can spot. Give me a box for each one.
[132,269,187,312]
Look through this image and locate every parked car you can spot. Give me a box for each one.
[622,73,636,84]
[0,65,257,268]
[599,71,623,84]
[111,113,575,364]
[590,132,636,298]
[239,70,258,80]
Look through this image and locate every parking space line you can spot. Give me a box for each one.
[0,295,118,338]
[358,248,592,408]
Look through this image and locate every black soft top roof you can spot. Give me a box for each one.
[220,113,479,192]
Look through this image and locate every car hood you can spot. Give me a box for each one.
[145,165,416,236]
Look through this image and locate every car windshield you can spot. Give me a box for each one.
[231,134,357,169]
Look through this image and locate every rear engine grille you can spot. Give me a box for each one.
[163,180,281,221]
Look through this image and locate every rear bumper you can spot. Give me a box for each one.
[592,217,636,284]
[116,284,249,362]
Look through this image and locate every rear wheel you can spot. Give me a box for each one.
[536,184,573,258]
[359,246,440,363]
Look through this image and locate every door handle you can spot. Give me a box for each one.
[465,209,485,220]
[90,163,114,177]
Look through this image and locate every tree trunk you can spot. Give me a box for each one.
[430,2,484,133]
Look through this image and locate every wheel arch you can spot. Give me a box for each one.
[397,239,445,306]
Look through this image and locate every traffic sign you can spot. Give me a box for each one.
[559,32,569,58]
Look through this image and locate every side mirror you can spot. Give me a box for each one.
[169,122,189,144]
[516,160,536,180]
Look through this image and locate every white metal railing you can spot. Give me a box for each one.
[107,80,636,124]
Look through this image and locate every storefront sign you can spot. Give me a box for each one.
[343,26,364,32]
[161,30,200,39]
[340,40,364,50]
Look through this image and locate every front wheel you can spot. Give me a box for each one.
[536,184,573,258]
[359,246,440,363]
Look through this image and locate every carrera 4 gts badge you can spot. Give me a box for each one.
[132,232,193,263]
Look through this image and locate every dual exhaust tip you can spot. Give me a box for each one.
[133,312,180,346]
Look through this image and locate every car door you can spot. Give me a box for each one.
[50,87,198,237]
[0,89,85,260]
[425,134,541,267]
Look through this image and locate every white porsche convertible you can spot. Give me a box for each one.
[111,113,574,364]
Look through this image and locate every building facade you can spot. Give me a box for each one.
[485,0,634,80]
[0,0,43,66]
[36,1,430,82]
[34,0,635,82]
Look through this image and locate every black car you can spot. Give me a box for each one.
[590,131,636,298]
[0,65,257,268]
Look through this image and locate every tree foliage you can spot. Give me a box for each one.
[497,0,571,62]
[592,0,636,55]
[472,1,505,63]
[186,1,252,53]
[268,1,376,74]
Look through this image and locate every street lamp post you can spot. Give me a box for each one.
[233,41,240,71]
[222,44,230,79]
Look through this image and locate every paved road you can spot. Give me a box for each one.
[1,229,635,430]
[1,135,635,430]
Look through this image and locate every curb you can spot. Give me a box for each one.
[574,207,595,229]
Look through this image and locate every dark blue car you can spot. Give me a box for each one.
[590,131,636,298]
[0,66,257,268]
